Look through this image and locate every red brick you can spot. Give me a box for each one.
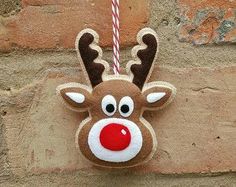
[3,66,236,175]
[0,0,149,51]
[178,0,236,44]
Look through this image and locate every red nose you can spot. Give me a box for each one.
[99,123,131,151]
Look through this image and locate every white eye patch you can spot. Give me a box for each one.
[65,92,85,104]
[146,92,166,103]
[101,95,117,116]
[119,96,134,117]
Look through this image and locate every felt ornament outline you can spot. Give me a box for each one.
[56,28,176,168]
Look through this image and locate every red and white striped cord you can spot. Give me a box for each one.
[112,0,120,75]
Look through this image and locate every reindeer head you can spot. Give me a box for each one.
[57,28,176,168]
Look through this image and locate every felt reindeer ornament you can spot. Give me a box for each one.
[56,28,176,168]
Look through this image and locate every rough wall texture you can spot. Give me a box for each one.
[178,0,236,44]
[0,0,148,51]
[0,0,236,186]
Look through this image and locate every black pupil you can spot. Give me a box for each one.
[121,105,129,113]
[106,104,115,113]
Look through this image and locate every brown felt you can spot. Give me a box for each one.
[57,28,176,168]
[91,80,144,121]
[77,80,155,167]
[78,32,105,87]
[60,86,94,112]
[142,85,173,110]
[56,79,175,167]
[131,34,158,90]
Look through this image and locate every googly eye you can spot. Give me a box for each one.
[119,96,134,117]
[101,95,117,116]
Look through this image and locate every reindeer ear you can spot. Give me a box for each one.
[142,82,176,110]
[56,83,93,112]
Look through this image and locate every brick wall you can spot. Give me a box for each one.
[0,0,235,186]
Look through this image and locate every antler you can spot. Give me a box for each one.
[75,29,109,88]
[126,28,159,90]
